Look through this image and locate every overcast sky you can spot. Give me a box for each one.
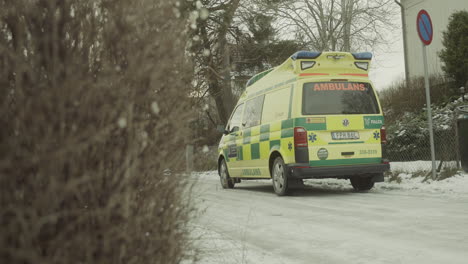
[369,12,406,91]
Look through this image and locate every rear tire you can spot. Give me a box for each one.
[272,157,289,196]
[350,176,374,191]
[219,159,234,189]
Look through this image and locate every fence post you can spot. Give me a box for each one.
[186,144,194,173]
[454,111,461,169]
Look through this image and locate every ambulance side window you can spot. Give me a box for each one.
[243,95,265,128]
[262,87,290,123]
[227,103,244,133]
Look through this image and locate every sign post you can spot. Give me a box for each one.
[417,9,436,179]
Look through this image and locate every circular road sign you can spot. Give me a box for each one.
[417,9,433,45]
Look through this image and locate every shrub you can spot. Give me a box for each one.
[385,100,462,162]
[0,1,196,264]
[380,75,457,124]
[438,167,459,181]
[380,74,463,163]
[193,146,218,171]
[385,170,403,183]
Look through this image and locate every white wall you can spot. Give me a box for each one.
[402,0,468,78]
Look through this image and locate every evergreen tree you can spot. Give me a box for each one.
[439,11,468,88]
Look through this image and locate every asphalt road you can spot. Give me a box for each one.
[191,174,468,264]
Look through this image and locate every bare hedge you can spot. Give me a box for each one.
[379,75,457,124]
[0,0,195,263]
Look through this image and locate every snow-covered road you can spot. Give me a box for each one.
[191,172,468,264]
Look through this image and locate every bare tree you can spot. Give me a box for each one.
[269,0,397,51]
[188,0,241,125]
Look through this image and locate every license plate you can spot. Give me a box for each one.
[331,131,360,140]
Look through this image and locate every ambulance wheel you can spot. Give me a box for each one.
[350,176,374,191]
[219,159,234,189]
[272,157,289,196]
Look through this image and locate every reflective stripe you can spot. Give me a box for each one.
[281,119,294,129]
[309,158,381,166]
[299,73,329,76]
[288,85,294,119]
[339,73,368,77]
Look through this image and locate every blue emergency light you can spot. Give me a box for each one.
[291,51,321,60]
[351,52,372,60]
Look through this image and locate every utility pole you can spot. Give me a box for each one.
[394,0,410,84]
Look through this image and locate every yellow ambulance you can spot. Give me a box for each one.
[217,51,389,196]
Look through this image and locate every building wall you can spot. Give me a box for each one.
[402,0,468,78]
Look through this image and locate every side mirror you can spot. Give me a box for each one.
[216,125,229,135]
[230,126,240,134]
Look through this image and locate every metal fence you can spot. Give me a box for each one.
[386,126,460,174]
[385,110,462,175]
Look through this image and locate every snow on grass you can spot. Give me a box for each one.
[390,160,459,173]
[378,171,468,195]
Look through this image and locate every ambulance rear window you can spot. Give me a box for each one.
[302,82,379,115]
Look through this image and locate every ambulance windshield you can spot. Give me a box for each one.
[302,82,379,115]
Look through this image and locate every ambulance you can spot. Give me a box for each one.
[217,51,389,196]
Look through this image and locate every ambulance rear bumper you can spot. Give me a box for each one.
[286,163,390,180]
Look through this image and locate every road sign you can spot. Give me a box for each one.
[417,9,436,179]
[417,9,433,46]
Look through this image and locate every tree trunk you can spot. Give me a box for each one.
[219,33,234,121]
[214,0,241,124]
[342,0,353,51]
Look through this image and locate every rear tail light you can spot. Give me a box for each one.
[294,127,308,148]
[380,126,387,144]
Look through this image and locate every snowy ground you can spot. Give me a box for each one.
[189,168,468,264]
[390,160,459,173]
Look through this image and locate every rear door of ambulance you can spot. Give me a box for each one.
[298,81,385,167]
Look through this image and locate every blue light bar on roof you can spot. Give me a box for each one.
[291,51,321,60]
[352,52,373,60]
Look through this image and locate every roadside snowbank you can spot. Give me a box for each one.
[378,172,468,195]
[304,172,468,197]
[390,160,459,172]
